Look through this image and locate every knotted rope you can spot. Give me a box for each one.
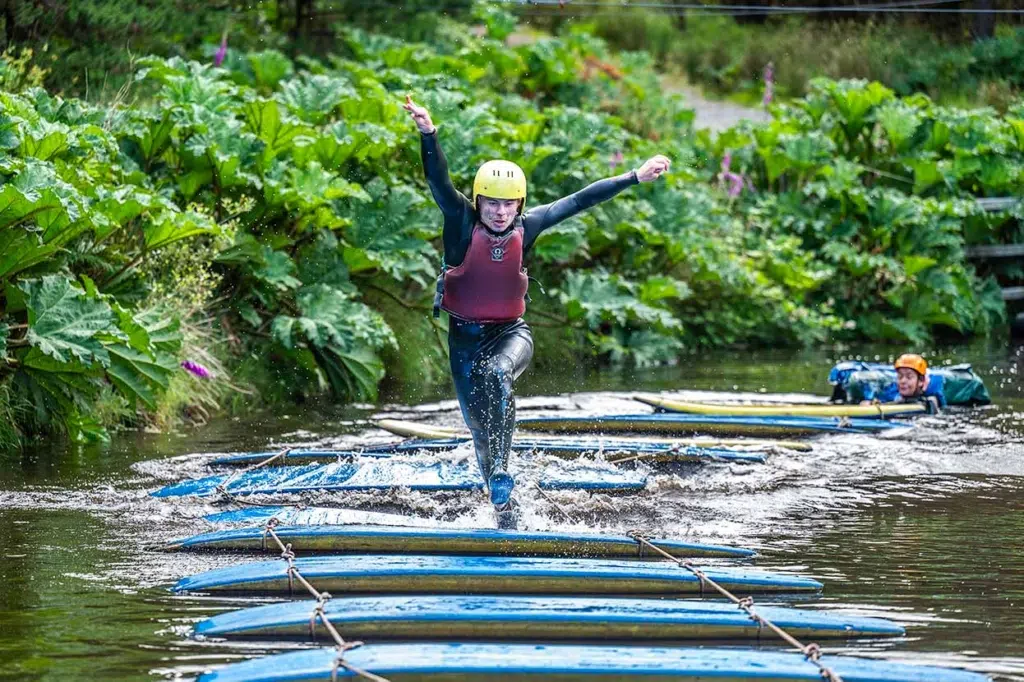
[261,519,391,682]
[628,531,843,682]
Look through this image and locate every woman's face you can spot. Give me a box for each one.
[478,196,522,231]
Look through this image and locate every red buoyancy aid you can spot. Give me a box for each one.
[441,224,530,323]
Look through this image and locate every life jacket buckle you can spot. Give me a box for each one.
[432,268,446,319]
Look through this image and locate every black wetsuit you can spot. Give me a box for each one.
[419,130,638,506]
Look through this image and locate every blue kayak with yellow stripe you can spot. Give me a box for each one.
[193,594,904,641]
[196,643,988,682]
[518,413,910,437]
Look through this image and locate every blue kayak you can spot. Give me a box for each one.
[164,523,755,559]
[210,438,766,466]
[194,594,904,641]
[196,643,988,682]
[173,555,822,595]
[151,459,646,498]
[204,506,442,527]
[518,414,908,437]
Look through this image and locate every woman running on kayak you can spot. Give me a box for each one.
[404,95,670,528]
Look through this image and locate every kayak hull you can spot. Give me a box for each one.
[212,439,766,467]
[196,643,988,682]
[373,419,814,451]
[151,459,645,499]
[194,595,904,641]
[173,555,823,595]
[517,414,904,438]
[164,524,755,559]
[634,394,925,419]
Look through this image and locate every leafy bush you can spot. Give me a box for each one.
[2,11,1019,449]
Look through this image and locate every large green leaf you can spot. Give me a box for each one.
[319,345,386,402]
[104,343,177,409]
[276,74,357,125]
[0,161,91,280]
[143,210,218,250]
[241,98,310,161]
[21,275,114,367]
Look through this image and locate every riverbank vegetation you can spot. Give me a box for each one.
[579,8,1024,109]
[0,2,1021,448]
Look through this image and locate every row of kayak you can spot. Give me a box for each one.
[153,406,911,499]
[154,399,981,680]
[165,518,987,681]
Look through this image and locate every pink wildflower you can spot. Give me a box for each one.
[214,29,228,67]
[717,149,748,198]
[182,360,212,379]
[762,62,774,108]
[610,150,624,170]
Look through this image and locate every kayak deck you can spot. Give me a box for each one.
[194,595,905,641]
[196,643,988,682]
[635,394,926,419]
[211,438,767,467]
[173,555,823,595]
[164,524,755,559]
[151,459,645,499]
[373,418,815,451]
[517,414,907,437]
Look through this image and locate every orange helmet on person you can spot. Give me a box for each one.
[894,354,927,377]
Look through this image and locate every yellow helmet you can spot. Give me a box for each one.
[894,354,927,376]
[472,160,526,211]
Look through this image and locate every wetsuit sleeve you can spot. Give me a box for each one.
[522,170,638,250]
[420,130,474,264]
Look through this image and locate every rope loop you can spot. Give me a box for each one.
[804,643,823,661]
[627,529,650,557]
[261,517,281,550]
[737,596,755,609]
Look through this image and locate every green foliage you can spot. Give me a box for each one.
[1,9,1019,449]
[586,11,1024,109]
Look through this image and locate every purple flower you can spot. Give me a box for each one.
[762,62,774,107]
[609,150,624,170]
[724,171,745,198]
[720,150,732,175]
[214,31,228,67]
[717,150,748,198]
[182,360,212,379]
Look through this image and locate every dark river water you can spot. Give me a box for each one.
[1,342,1022,681]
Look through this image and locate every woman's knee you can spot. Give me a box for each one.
[473,354,515,386]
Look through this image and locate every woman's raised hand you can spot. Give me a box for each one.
[403,95,436,134]
[635,155,671,183]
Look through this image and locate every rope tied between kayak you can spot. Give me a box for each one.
[310,591,333,639]
[627,532,843,682]
[260,520,391,682]
[215,447,293,504]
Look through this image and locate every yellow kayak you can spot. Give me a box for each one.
[374,419,813,452]
[634,395,925,419]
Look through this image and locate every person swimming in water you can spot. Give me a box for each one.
[404,94,670,528]
[858,354,946,411]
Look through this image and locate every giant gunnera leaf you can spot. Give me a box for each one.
[20,275,114,367]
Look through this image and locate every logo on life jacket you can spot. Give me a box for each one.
[488,231,514,262]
